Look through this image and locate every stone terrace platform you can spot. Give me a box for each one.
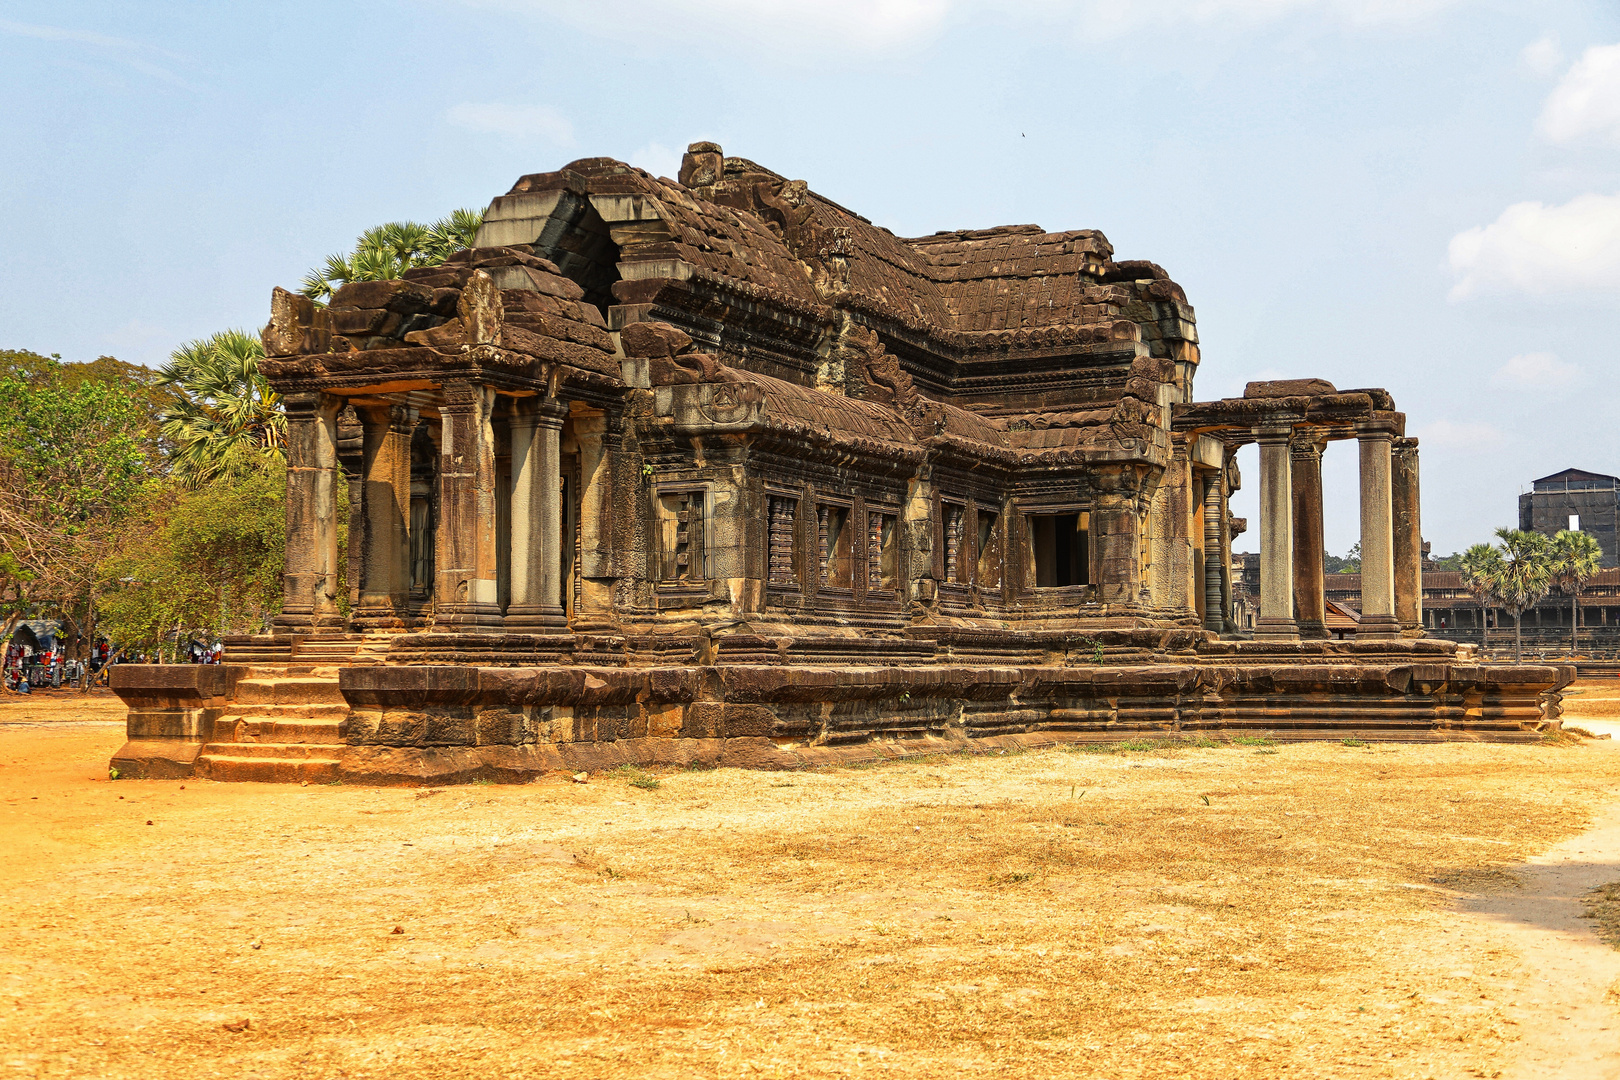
[110,631,1572,785]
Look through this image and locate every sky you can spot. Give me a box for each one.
[2,0,1618,557]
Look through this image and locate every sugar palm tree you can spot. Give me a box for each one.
[300,210,483,303]
[1491,527,1553,662]
[155,330,284,488]
[1458,542,1501,648]
[1548,528,1604,657]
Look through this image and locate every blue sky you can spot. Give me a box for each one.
[3,0,1618,557]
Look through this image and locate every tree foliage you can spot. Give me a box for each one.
[1324,542,1362,575]
[1490,527,1553,661]
[299,210,483,303]
[156,330,285,489]
[0,356,160,658]
[1548,528,1604,655]
[97,471,289,657]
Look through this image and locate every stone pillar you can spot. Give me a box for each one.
[1220,462,1237,633]
[1291,433,1327,639]
[275,391,344,633]
[1202,472,1224,634]
[1392,437,1424,635]
[351,404,416,629]
[506,399,568,631]
[1255,424,1299,641]
[1357,427,1400,639]
[433,381,503,630]
[1093,467,1145,607]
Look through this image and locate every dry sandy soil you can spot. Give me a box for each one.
[1,684,1619,1078]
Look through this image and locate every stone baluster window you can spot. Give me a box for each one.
[768,495,797,586]
[868,511,898,592]
[944,503,966,584]
[819,503,853,588]
[657,491,705,582]
[976,510,1001,590]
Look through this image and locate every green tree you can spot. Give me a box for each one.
[0,358,156,668]
[299,210,483,303]
[1548,528,1604,657]
[1491,527,1553,662]
[1324,542,1362,575]
[156,330,285,489]
[98,471,289,658]
[1459,542,1502,646]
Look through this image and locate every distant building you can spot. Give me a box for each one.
[1519,468,1618,569]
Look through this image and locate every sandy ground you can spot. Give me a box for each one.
[1,685,1619,1078]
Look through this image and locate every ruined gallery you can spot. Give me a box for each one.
[112,144,1571,783]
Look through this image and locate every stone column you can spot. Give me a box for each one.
[1255,424,1299,641]
[1291,433,1328,639]
[274,391,344,633]
[433,381,503,630]
[353,404,416,630]
[1357,426,1400,639]
[1392,437,1424,635]
[1220,462,1237,633]
[1202,472,1224,634]
[506,398,569,631]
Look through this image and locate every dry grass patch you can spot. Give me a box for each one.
[1584,883,1620,950]
[2,723,1619,1078]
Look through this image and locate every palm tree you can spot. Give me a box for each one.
[1491,527,1553,662]
[155,330,285,488]
[1458,542,1501,648]
[300,210,484,303]
[1548,528,1604,657]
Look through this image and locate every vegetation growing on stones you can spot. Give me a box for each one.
[299,210,483,304]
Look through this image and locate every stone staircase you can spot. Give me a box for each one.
[194,668,350,783]
[221,633,395,666]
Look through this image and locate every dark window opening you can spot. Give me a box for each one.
[1028,512,1089,588]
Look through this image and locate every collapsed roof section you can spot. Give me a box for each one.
[476,143,1198,415]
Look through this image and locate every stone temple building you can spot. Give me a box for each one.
[1520,468,1618,569]
[111,144,1571,782]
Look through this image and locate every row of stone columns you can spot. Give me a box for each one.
[276,385,570,636]
[1254,423,1422,642]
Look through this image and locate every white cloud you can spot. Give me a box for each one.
[0,17,190,87]
[1415,419,1505,451]
[1523,34,1564,77]
[627,141,683,181]
[1448,192,1620,299]
[1061,0,1465,39]
[476,0,951,54]
[472,0,1472,56]
[1538,42,1620,144]
[1488,352,1581,390]
[445,102,574,144]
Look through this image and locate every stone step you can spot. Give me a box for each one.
[232,677,346,705]
[216,702,350,720]
[201,741,345,759]
[197,753,341,784]
[229,718,347,744]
